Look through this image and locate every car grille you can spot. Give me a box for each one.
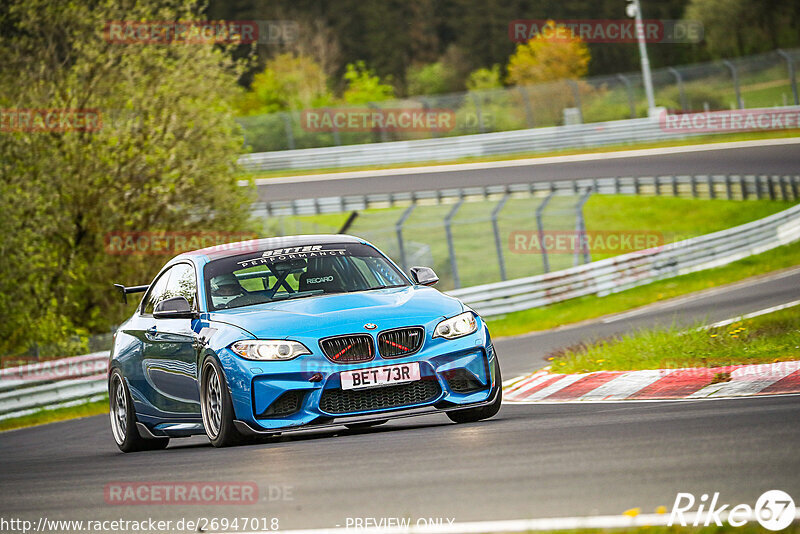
[320,334,374,364]
[320,379,441,415]
[258,391,302,418]
[378,327,425,358]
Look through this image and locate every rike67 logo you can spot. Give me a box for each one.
[669,490,796,531]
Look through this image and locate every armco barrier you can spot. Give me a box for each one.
[239,106,800,172]
[0,352,107,421]
[448,202,800,316]
[252,174,800,217]
[3,202,800,421]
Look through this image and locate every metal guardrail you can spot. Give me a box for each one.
[239,105,800,172]
[0,353,107,421]
[448,203,800,317]
[252,173,800,217]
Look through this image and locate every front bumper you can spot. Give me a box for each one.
[219,324,497,432]
[232,384,501,436]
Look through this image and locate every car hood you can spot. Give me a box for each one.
[206,286,464,338]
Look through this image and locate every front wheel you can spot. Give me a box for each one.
[200,356,247,448]
[446,357,503,424]
[109,370,169,453]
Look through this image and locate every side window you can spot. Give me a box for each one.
[165,263,197,310]
[142,267,174,315]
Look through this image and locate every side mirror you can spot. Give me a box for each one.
[409,266,439,286]
[154,296,196,319]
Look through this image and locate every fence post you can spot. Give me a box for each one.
[574,188,593,266]
[722,60,744,109]
[536,191,555,273]
[517,86,535,128]
[667,67,688,112]
[616,74,636,118]
[471,93,486,134]
[321,108,341,146]
[792,175,799,200]
[395,204,416,272]
[367,102,388,142]
[777,49,799,105]
[707,175,715,199]
[492,193,511,281]
[740,175,748,200]
[282,112,296,150]
[444,198,465,288]
[566,80,584,123]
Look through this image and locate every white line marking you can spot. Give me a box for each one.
[220,509,800,534]
[578,370,673,400]
[249,137,800,185]
[705,299,800,329]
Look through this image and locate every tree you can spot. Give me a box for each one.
[685,0,800,58]
[506,22,591,86]
[235,53,334,115]
[341,61,395,104]
[466,65,503,91]
[0,0,255,356]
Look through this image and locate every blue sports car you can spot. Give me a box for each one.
[109,235,502,452]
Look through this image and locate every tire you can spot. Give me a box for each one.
[345,419,388,430]
[109,370,169,453]
[446,357,503,424]
[200,356,247,448]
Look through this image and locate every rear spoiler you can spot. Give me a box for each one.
[114,283,149,304]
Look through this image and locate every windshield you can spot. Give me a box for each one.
[203,242,409,311]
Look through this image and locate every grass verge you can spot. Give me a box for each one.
[550,307,800,374]
[0,397,107,433]
[244,129,799,179]
[486,239,800,338]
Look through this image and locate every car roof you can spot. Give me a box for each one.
[177,234,367,261]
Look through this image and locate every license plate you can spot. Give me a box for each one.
[340,362,421,390]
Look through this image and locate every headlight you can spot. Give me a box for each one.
[230,340,311,361]
[433,312,477,339]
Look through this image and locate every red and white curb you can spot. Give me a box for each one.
[503,360,800,403]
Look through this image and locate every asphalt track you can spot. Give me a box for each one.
[1,268,799,532]
[254,139,800,202]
